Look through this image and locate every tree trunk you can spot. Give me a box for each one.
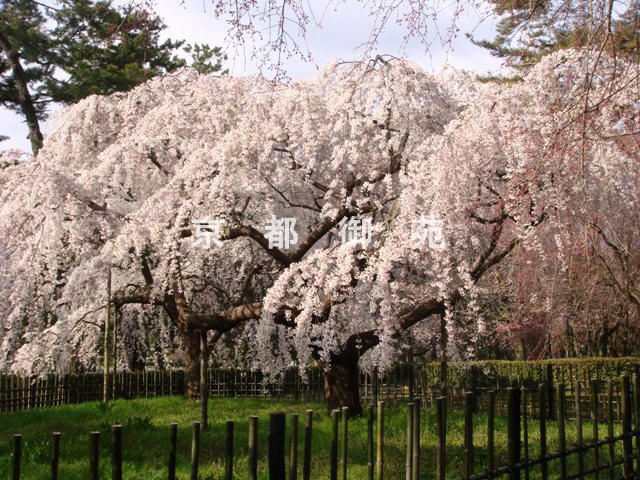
[321,349,362,417]
[181,327,201,399]
[0,32,44,154]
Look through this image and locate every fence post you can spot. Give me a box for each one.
[412,398,420,480]
[488,391,495,479]
[341,407,349,480]
[464,392,474,479]
[290,414,299,480]
[575,381,585,478]
[303,411,312,480]
[112,424,123,480]
[436,397,446,480]
[225,420,234,480]
[269,412,286,480]
[557,384,567,480]
[367,404,374,480]
[376,401,384,480]
[406,403,414,480]
[330,409,339,480]
[590,380,600,480]
[89,432,99,480]
[608,379,615,480]
[249,416,258,480]
[621,376,633,479]
[191,422,200,480]
[51,432,61,480]
[507,387,521,480]
[13,434,21,480]
[168,423,178,480]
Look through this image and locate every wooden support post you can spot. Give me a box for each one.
[376,401,384,480]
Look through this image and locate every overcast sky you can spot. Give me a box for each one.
[1,0,505,153]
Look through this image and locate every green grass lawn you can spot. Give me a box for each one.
[0,396,629,479]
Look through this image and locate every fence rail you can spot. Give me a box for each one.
[3,361,640,416]
[5,376,640,479]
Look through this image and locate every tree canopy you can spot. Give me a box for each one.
[1,48,637,412]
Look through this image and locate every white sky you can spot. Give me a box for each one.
[1,0,505,153]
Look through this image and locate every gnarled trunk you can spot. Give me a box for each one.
[321,348,362,416]
[181,327,201,399]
